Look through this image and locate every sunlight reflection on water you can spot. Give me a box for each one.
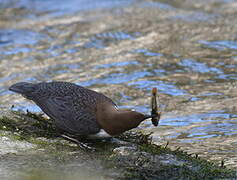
[199,40,237,51]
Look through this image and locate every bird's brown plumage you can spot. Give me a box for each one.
[9,81,149,136]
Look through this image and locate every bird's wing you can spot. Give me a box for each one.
[34,96,100,135]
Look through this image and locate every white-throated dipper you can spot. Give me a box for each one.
[9,81,159,137]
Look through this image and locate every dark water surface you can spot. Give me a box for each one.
[0,0,237,177]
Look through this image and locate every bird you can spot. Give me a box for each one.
[9,81,157,138]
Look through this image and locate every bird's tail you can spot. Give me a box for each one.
[9,82,36,95]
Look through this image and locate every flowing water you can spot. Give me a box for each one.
[0,0,237,175]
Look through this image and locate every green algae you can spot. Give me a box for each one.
[0,111,58,139]
[111,131,236,180]
[137,144,235,179]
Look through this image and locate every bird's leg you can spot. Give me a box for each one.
[60,134,96,151]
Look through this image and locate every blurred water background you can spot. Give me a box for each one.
[0,0,237,178]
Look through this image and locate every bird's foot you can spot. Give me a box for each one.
[60,134,96,151]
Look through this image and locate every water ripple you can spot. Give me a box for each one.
[84,31,140,49]
[79,71,151,87]
[134,48,163,57]
[0,0,135,17]
[0,29,50,56]
[178,59,223,74]
[129,80,187,96]
[161,110,237,141]
[95,60,139,69]
[199,40,237,51]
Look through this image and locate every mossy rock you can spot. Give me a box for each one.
[0,108,236,180]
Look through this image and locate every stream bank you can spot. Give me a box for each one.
[0,108,235,180]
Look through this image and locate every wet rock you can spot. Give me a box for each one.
[0,132,35,155]
[112,144,236,179]
[113,146,137,156]
[157,153,185,166]
[113,146,186,169]
[0,109,235,179]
